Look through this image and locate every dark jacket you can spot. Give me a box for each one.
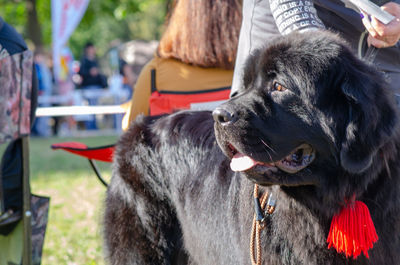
[267,0,400,93]
[78,56,107,88]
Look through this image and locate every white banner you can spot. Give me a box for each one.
[52,0,90,82]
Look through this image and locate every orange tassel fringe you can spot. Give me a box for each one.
[327,200,378,259]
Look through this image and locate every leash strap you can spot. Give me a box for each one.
[151,69,157,93]
[358,31,378,63]
[250,184,276,265]
[250,184,269,265]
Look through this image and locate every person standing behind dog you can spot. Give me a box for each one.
[122,0,242,130]
[230,0,400,98]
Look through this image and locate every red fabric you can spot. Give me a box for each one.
[327,200,378,259]
[51,142,115,163]
[149,89,230,116]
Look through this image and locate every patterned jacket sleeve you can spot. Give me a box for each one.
[268,0,325,34]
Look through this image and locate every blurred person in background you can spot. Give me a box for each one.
[31,50,52,137]
[77,42,108,130]
[53,46,77,136]
[120,59,135,100]
[122,0,242,130]
[78,42,107,89]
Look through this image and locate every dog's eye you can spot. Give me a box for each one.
[273,82,286,92]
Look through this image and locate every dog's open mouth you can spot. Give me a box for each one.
[229,143,315,174]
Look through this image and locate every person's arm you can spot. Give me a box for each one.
[231,0,326,97]
[362,2,400,48]
[269,0,325,35]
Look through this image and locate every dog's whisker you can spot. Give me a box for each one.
[260,139,276,161]
[260,139,276,154]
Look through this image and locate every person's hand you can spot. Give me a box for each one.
[361,2,400,48]
[90,66,99,76]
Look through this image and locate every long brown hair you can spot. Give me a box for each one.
[157,0,242,70]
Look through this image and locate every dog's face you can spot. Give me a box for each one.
[214,31,397,189]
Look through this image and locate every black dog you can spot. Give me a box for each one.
[104,31,400,264]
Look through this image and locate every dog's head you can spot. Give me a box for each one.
[213,31,398,192]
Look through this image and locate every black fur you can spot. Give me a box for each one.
[104,31,400,264]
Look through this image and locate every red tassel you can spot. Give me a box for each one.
[327,200,378,259]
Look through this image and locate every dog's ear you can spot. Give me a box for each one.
[242,49,263,92]
[339,58,398,174]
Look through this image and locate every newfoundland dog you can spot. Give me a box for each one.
[104,31,400,264]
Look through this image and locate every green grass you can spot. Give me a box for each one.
[30,135,118,265]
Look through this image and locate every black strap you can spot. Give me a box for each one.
[151,69,157,93]
[359,31,379,63]
[363,46,378,63]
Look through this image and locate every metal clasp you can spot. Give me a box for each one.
[265,194,276,215]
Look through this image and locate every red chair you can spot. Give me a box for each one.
[51,142,115,187]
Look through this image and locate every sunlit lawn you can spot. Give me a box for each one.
[30,135,118,265]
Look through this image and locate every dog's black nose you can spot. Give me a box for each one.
[212,107,237,125]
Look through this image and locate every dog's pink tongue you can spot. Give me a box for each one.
[230,153,258,172]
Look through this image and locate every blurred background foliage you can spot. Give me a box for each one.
[0,0,172,58]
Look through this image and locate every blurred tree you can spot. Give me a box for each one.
[0,0,172,57]
[0,0,26,36]
[27,0,43,50]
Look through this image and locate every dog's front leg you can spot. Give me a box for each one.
[104,170,187,265]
